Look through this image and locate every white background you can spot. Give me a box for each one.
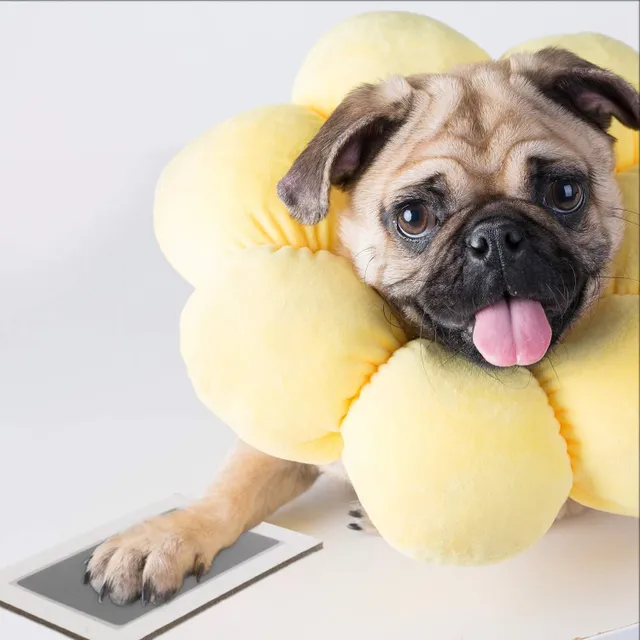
[1,2,638,639]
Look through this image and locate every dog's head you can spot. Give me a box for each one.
[278,49,639,367]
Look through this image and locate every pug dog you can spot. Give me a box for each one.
[85,48,639,606]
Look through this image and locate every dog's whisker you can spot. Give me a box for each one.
[596,275,639,282]
[362,255,375,282]
[611,207,639,217]
[543,353,561,385]
[417,310,438,392]
[352,245,375,262]
[381,301,403,330]
[609,214,639,226]
[545,283,562,310]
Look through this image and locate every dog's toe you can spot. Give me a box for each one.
[84,510,221,606]
[86,543,148,605]
[347,501,378,534]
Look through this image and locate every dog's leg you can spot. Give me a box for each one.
[85,442,318,605]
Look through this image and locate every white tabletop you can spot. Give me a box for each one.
[1,3,638,639]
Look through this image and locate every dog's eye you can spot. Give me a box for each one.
[397,204,437,238]
[545,178,584,214]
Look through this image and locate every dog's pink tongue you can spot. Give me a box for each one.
[473,298,551,367]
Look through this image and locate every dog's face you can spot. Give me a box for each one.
[278,49,639,367]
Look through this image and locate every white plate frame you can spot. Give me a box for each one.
[0,495,322,640]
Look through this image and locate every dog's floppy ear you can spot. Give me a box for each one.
[513,47,639,133]
[277,76,414,226]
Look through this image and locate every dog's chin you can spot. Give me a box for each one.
[413,288,588,369]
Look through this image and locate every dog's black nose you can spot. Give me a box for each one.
[467,218,526,261]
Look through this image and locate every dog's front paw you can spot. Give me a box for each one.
[84,509,225,606]
[347,501,378,534]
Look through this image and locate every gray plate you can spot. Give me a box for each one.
[0,495,322,640]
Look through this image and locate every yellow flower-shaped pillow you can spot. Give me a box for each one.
[154,12,639,564]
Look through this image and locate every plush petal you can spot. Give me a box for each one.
[155,11,640,565]
[533,295,639,516]
[154,104,345,287]
[292,11,490,117]
[605,166,639,297]
[342,341,572,565]
[180,246,405,465]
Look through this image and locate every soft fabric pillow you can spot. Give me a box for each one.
[155,12,639,564]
